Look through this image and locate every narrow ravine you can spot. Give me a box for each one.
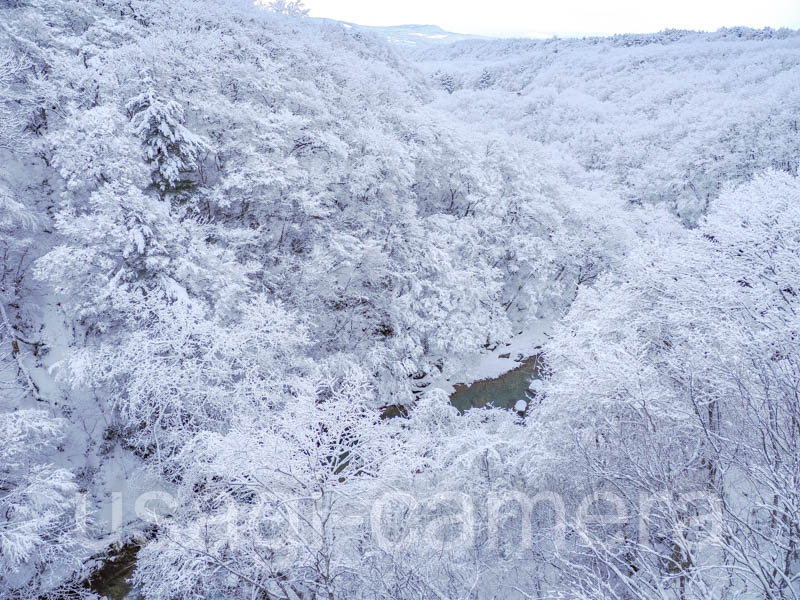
[93,355,546,599]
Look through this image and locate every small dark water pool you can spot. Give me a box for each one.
[449,355,543,413]
[85,541,144,600]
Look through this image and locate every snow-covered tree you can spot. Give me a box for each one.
[34,179,250,332]
[477,68,494,90]
[262,0,310,17]
[0,411,85,599]
[537,172,800,599]
[126,89,211,194]
[133,360,406,599]
[0,49,29,152]
[68,296,312,469]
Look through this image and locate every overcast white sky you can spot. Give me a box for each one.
[303,0,800,37]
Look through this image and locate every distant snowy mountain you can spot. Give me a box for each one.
[339,22,493,46]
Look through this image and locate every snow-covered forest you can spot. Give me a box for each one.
[1,1,798,598]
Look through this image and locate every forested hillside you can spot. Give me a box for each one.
[415,29,800,222]
[1,1,798,599]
